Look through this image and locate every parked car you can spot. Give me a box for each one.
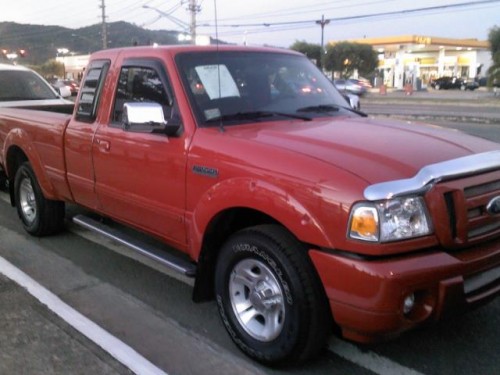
[430,76,479,91]
[0,64,73,107]
[333,78,368,96]
[63,79,80,96]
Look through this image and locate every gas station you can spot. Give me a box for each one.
[339,35,491,90]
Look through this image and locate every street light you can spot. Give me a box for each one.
[57,48,69,56]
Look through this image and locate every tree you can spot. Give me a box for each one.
[290,41,322,68]
[487,26,500,87]
[31,59,65,79]
[489,26,500,55]
[323,42,378,78]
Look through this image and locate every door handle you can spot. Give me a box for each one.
[96,139,111,152]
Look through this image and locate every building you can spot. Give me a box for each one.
[55,54,90,81]
[336,35,491,89]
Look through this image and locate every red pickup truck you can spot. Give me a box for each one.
[0,45,499,365]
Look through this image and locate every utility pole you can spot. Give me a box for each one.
[315,14,330,67]
[187,0,201,42]
[100,0,108,49]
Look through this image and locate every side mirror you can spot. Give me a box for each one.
[122,102,181,136]
[59,86,72,98]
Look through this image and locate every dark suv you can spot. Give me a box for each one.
[430,76,479,91]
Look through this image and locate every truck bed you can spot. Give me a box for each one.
[0,106,73,201]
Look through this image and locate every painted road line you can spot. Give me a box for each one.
[0,255,167,375]
[328,338,426,375]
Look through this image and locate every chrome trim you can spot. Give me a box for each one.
[364,150,500,201]
[486,196,500,216]
[73,214,196,276]
[464,266,500,295]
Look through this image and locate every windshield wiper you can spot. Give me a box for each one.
[296,104,341,113]
[297,103,367,117]
[205,110,312,123]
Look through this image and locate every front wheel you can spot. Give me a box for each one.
[215,225,330,365]
[14,162,65,236]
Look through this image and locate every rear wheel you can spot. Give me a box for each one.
[215,225,330,365]
[0,171,6,191]
[14,162,65,236]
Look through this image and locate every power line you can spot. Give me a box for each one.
[199,0,398,24]
[199,0,500,29]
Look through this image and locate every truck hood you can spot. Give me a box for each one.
[229,116,500,185]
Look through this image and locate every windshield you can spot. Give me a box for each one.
[175,51,354,126]
[0,69,58,102]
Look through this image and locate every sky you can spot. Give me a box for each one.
[1,0,499,48]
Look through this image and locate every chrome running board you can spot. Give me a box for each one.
[73,214,196,277]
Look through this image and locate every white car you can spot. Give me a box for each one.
[0,63,73,108]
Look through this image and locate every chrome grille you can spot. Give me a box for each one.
[464,179,500,240]
[434,171,500,248]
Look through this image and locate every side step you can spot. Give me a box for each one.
[73,214,197,277]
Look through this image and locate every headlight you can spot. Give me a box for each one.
[348,196,433,242]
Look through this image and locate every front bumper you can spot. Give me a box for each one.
[309,239,500,343]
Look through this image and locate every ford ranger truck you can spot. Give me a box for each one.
[0,46,499,366]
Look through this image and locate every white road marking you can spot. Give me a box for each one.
[0,255,168,375]
[328,338,426,375]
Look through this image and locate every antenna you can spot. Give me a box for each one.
[214,0,224,132]
[213,0,220,48]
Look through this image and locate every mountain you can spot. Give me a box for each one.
[0,21,188,64]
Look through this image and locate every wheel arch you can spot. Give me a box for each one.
[192,207,279,302]
[6,145,29,206]
[190,178,332,302]
[4,132,57,205]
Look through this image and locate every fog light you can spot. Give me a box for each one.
[403,293,415,315]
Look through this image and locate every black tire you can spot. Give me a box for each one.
[215,225,330,366]
[14,162,65,236]
[0,171,7,191]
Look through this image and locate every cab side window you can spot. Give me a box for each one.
[112,66,172,124]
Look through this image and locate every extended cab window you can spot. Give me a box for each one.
[112,65,172,124]
[76,59,110,121]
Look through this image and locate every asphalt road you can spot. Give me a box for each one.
[0,113,499,374]
[361,88,500,125]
